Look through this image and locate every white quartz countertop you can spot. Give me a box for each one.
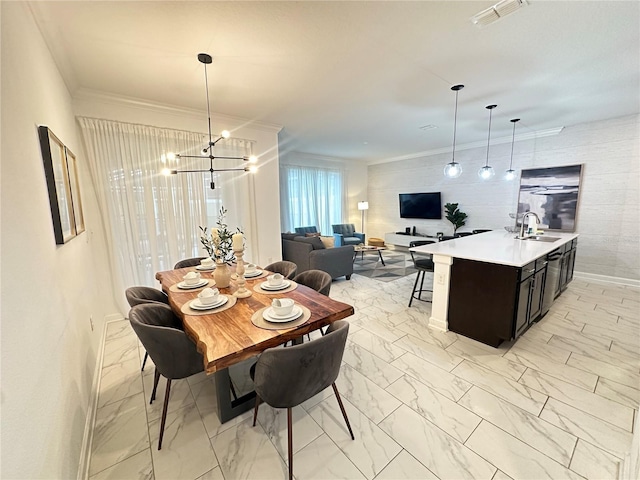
[410,231,579,267]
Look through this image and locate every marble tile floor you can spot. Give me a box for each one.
[88,274,639,480]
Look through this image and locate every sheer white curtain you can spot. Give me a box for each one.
[279,164,346,235]
[78,117,255,312]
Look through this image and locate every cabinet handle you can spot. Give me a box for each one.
[541,261,548,266]
[526,269,535,274]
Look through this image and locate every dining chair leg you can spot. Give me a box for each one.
[332,383,355,440]
[141,351,149,372]
[287,407,293,480]
[409,270,421,307]
[150,368,161,404]
[418,270,426,300]
[158,378,172,450]
[252,395,261,427]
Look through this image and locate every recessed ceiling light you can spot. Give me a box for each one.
[419,125,438,131]
[471,0,527,27]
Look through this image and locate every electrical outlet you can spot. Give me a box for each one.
[437,273,445,285]
[89,315,94,331]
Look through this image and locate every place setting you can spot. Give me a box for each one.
[181,287,236,315]
[240,263,268,280]
[194,257,216,271]
[251,298,311,330]
[253,273,298,294]
[170,271,215,292]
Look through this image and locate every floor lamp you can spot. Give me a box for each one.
[357,201,369,233]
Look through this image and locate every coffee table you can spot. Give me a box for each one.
[353,245,386,266]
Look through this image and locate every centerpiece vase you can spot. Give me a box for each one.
[214,261,231,288]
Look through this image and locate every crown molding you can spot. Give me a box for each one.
[367,127,565,165]
[72,88,283,134]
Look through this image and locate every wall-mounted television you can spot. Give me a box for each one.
[399,192,442,219]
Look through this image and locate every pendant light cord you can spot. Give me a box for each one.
[451,90,460,162]
[508,120,516,170]
[485,106,495,167]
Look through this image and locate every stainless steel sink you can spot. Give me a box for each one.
[522,236,561,243]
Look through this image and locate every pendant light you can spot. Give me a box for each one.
[478,104,497,180]
[444,84,464,178]
[505,118,520,181]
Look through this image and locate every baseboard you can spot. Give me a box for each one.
[573,271,640,288]
[428,316,447,332]
[77,315,121,480]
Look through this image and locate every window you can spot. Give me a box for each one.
[280,164,345,235]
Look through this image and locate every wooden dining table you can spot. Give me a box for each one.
[155,265,355,422]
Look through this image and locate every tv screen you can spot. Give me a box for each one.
[399,192,442,219]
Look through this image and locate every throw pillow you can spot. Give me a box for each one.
[305,232,321,237]
[320,236,335,248]
[294,236,326,250]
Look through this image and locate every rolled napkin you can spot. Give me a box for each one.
[198,287,220,305]
[183,271,201,285]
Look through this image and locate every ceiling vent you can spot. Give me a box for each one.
[471,0,528,27]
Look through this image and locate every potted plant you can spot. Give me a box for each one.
[444,203,468,235]
[199,206,243,288]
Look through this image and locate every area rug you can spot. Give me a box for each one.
[352,250,417,282]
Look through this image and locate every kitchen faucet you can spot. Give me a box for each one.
[517,211,541,239]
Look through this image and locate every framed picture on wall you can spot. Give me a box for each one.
[38,126,85,244]
[517,164,583,232]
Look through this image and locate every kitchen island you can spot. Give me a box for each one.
[411,231,579,347]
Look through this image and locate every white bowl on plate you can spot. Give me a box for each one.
[183,271,202,285]
[267,273,284,287]
[200,257,215,268]
[271,298,295,316]
[198,287,220,305]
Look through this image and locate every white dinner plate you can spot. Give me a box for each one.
[260,280,290,291]
[190,296,228,310]
[196,264,216,271]
[244,270,262,278]
[177,279,208,289]
[263,305,303,323]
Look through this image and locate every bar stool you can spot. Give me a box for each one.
[408,240,436,307]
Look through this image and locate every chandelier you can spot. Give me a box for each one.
[162,53,257,190]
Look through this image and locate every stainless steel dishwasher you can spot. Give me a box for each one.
[541,248,563,317]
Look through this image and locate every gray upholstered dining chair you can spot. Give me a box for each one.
[250,320,354,480]
[292,269,332,296]
[125,286,170,371]
[409,240,435,307]
[128,303,204,450]
[264,260,298,280]
[173,256,207,269]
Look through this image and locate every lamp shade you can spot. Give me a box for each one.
[358,201,369,211]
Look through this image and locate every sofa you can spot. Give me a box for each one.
[281,233,353,280]
[332,224,365,246]
[294,226,319,235]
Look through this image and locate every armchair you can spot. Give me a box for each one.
[332,224,365,246]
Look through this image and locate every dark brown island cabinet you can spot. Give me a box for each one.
[447,238,578,347]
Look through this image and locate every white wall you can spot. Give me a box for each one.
[368,115,640,281]
[279,151,369,231]
[0,3,119,478]
[72,91,283,267]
